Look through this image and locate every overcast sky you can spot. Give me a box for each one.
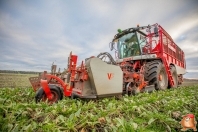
[0,0,198,78]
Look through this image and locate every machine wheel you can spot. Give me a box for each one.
[35,85,63,104]
[169,65,178,88]
[145,61,168,90]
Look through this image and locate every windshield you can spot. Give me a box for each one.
[117,32,147,59]
[112,25,160,59]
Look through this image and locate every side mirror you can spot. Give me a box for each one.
[154,26,158,37]
[109,42,116,51]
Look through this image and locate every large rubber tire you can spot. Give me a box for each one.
[145,61,168,90]
[169,65,178,88]
[35,85,63,104]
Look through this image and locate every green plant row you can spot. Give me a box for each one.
[0,86,198,132]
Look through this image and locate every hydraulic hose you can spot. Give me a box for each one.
[97,52,117,65]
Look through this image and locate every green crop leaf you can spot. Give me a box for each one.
[75,108,81,117]
[132,122,138,130]
[123,97,129,102]
[115,118,124,127]
[148,118,156,125]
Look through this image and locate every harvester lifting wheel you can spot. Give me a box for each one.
[35,85,63,104]
[145,61,168,90]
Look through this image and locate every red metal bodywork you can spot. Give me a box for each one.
[143,25,185,69]
[154,25,185,86]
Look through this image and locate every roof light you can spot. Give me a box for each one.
[117,29,122,33]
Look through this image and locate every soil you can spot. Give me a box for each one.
[182,78,198,86]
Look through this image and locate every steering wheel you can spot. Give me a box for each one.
[124,42,140,56]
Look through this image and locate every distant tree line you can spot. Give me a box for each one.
[0,70,41,74]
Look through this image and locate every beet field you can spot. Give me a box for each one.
[0,74,198,132]
[0,85,198,132]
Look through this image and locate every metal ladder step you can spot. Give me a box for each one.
[163,57,174,86]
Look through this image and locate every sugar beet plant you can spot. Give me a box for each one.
[0,86,198,132]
